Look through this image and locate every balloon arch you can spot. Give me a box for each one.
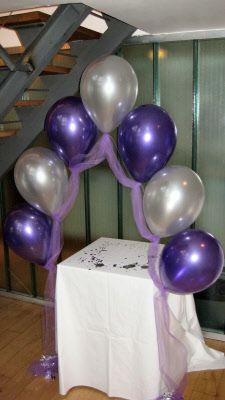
[4,55,224,400]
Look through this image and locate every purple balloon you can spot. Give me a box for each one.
[118,104,177,182]
[45,96,98,166]
[4,204,52,266]
[160,229,224,294]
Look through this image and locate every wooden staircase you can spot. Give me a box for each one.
[0,10,101,138]
[0,4,135,179]
[0,108,22,138]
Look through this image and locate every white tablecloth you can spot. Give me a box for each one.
[56,237,225,400]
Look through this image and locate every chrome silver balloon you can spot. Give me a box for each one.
[143,165,205,237]
[80,55,138,133]
[14,147,69,216]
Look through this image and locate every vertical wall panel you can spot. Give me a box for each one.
[0,181,10,290]
[31,131,52,297]
[123,44,154,107]
[196,39,225,247]
[29,130,50,297]
[89,161,118,241]
[194,39,225,333]
[191,39,225,333]
[3,172,32,294]
[159,41,193,167]
[34,266,47,298]
[0,223,4,289]
[62,173,86,257]
[122,44,153,240]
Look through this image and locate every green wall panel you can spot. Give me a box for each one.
[194,39,225,333]
[0,223,4,289]
[62,173,86,256]
[159,41,193,167]
[196,39,225,247]
[122,44,153,107]
[122,44,153,240]
[89,162,118,241]
[2,173,32,294]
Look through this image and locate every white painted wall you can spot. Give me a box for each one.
[0,0,225,35]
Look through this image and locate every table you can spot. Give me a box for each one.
[56,238,225,400]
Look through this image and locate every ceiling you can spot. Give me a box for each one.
[0,0,225,35]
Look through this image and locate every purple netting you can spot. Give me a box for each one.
[30,133,186,399]
[157,394,184,400]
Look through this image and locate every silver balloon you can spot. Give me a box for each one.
[80,55,138,133]
[143,165,205,237]
[14,147,69,216]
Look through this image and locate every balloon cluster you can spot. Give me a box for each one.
[4,55,224,294]
[4,99,97,266]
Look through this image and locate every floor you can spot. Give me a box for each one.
[0,296,224,400]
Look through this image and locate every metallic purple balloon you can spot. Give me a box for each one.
[118,104,177,182]
[45,96,98,166]
[160,229,224,294]
[4,203,52,266]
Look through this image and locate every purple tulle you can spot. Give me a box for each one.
[157,393,183,400]
[29,354,58,380]
[31,133,187,399]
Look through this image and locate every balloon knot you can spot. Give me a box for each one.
[152,236,160,243]
[52,214,61,223]
[135,181,142,189]
[44,261,54,271]
[69,165,80,174]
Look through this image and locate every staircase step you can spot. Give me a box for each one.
[15,99,44,107]
[1,46,73,55]
[2,46,24,55]
[0,61,72,75]
[0,11,101,41]
[0,46,75,75]
[69,26,101,41]
[0,11,49,27]
[50,53,76,68]
[0,108,22,122]
[0,130,18,138]
[41,65,71,75]
[0,108,22,136]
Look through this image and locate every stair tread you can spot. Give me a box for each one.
[41,65,71,75]
[70,26,101,41]
[0,11,101,40]
[2,46,25,55]
[15,99,44,107]
[0,64,71,75]
[1,46,74,55]
[0,130,18,137]
[0,11,49,27]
